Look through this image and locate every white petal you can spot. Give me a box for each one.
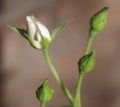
[26,16,36,40]
[26,16,42,49]
[33,41,42,49]
[34,17,51,41]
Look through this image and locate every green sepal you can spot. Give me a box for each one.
[40,36,51,50]
[51,18,74,41]
[36,29,51,50]
[7,25,40,50]
[78,49,95,73]
[90,7,109,31]
[36,79,54,103]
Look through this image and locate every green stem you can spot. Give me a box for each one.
[73,33,95,107]
[41,102,45,107]
[84,35,94,55]
[84,28,98,55]
[73,73,84,107]
[43,49,73,103]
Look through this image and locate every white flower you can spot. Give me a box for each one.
[9,15,71,50]
[26,15,51,49]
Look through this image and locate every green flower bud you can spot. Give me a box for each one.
[90,7,109,31]
[78,49,95,73]
[36,79,54,103]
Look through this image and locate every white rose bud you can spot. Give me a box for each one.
[8,15,72,50]
[26,15,51,50]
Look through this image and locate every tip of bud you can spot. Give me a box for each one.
[102,7,109,11]
[94,7,109,16]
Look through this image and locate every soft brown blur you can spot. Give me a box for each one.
[0,0,120,107]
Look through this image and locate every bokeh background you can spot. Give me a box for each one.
[0,0,120,107]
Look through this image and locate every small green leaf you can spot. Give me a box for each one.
[40,36,51,50]
[36,79,54,103]
[7,25,41,49]
[78,49,95,73]
[51,18,74,41]
[7,25,28,38]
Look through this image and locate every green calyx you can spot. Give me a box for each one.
[40,34,51,50]
[78,49,95,73]
[36,79,54,103]
[90,7,109,32]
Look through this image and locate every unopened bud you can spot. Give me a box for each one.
[90,7,109,31]
[78,49,95,73]
[36,79,54,103]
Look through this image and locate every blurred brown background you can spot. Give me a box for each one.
[0,0,120,107]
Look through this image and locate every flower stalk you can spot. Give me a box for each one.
[73,73,84,107]
[73,38,94,107]
[43,49,73,103]
[41,102,45,107]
